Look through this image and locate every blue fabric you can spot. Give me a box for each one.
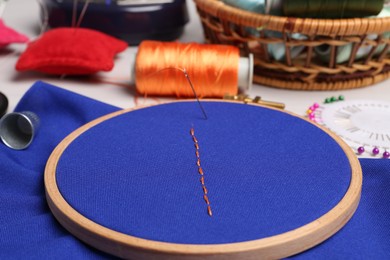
[0,81,118,259]
[293,158,390,259]
[0,81,388,258]
[56,101,351,244]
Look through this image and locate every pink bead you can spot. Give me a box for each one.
[309,106,315,111]
[313,102,320,109]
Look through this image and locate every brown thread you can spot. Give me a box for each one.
[207,205,213,216]
[190,127,212,217]
[203,195,210,205]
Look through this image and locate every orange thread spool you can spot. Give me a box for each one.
[134,40,252,98]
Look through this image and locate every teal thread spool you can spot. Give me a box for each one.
[265,0,306,61]
[221,0,283,15]
[222,0,266,14]
[266,31,307,61]
[315,7,390,64]
[222,0,304,61]
[283,0,384,18]
[221,0,266,37]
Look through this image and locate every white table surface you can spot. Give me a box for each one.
[1,0,389,115]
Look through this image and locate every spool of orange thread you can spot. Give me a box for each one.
[131,41,253,98]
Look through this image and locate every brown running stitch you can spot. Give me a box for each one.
[190,127,212,217]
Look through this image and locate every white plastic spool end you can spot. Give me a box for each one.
[238,53,254,94]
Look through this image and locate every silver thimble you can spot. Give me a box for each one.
[0,111,40,150]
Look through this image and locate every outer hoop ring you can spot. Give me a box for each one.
[45,100,362,259]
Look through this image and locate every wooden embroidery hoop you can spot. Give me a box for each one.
[45,100,362,259]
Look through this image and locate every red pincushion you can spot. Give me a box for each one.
[15,27,128,75]
[0,19,29,47]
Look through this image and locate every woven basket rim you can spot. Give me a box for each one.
[194,0,390,36]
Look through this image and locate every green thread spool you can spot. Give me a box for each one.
[315,7,390,64]
[283,0,384,18]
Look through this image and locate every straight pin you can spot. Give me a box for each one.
[72,0,78,27]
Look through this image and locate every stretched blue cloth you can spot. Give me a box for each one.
[0,81,389,259]
[56,100,351,245]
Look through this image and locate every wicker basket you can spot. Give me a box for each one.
[193,0,390,90]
